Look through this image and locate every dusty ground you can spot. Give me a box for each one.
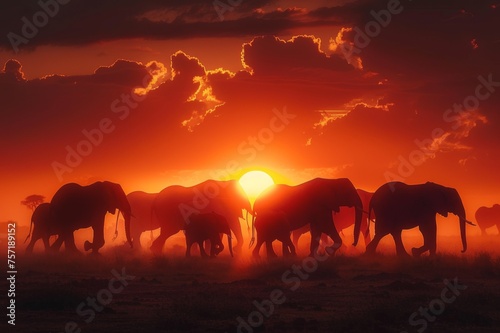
[3,235,500,333]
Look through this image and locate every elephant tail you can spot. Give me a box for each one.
[24,217,34,244]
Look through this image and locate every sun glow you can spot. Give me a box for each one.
[238,170,275,203]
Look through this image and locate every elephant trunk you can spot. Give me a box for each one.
[228,234,233,257]
[453,200,467,253]
[352,195,363,246]
[120,205,133,248]
[249,213,256,248]
[245,210,250,231]
[459,216,467,253]
[244,200,253,231]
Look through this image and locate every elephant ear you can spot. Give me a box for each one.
[436,199,449,217]
[103,181,119,214]
[436,186,464,218]
[429,184,450,217]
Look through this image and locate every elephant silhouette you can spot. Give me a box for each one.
[150,179,251,254]
[46,181,132,254]
[252,178,363,257]
[291,189,373,249]
[252,210,296,258]
[366,181,470,256]
[475,204,500,236]
[185,212,233,257]
[25,203,56,253]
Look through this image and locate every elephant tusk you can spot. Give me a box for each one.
[459,215,476,226]
[356,207,370,215]
[465,219,476,226]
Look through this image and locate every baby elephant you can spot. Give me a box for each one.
[251,210,296,258]
[26,203,57,253]
[185,212,233,258]
[475,204,500,236]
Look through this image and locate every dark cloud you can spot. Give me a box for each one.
[93,60,152,88]
[242,35,351,75]
[0,0,298,51]
[333,0,500,82]
[0,59,26,83]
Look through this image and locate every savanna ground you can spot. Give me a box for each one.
[3,233,500,333]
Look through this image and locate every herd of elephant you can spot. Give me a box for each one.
[24,178,500,258]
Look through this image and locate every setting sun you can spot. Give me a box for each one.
[238,170,275,202]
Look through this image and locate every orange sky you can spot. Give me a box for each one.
[1,0,499,227]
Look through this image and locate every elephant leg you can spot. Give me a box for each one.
[25,238,37,254]
[26,226,46,253]
[280,231,295,257]
[309,227,321,256]
[199,241,209,257]
[150,229,176,254]
[230,221,244,253]
[26,230,42,253]
[413,222,437,256]
[213,236,224,256]
[411,240,427,257]
[391,231,409,257]
[185,235,193,257]
[64,233,80,253]
[363,227,372,246]
[292,231,301,248]
[282,237,296,257]
[365,232,385,254]
[85,225,105,254]
[266,242,278,258]
[50,235,64,252]
[42,236,50,251]
[209,239,216,257]
[131,228,143,249]
[252,237,265,258]
[321,219,342,255]
[204,239,211,255]
[281,240,291,256]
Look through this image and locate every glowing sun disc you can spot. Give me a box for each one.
[238,170,275,200]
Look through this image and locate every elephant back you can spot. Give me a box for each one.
[475,205,498,228]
